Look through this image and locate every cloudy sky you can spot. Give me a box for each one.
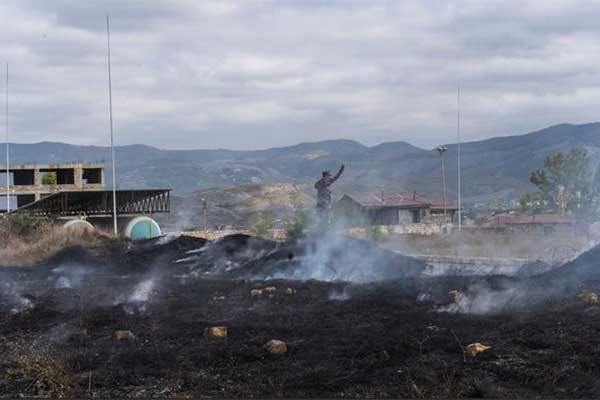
[2,0,600,150]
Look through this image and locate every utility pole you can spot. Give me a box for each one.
[5,63,9,213]
[457,86,462,230]
[106,15,118,236]
[202,198,207,231]
[437,145,448,222]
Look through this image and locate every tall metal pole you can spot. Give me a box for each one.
[437,145,448,222]
[106,16,118,236]
[457,86,462,230]
[5,63,9,213]
[202,198,207,231]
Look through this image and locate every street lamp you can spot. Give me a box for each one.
[436,145,448,222]
[202,198,208,231]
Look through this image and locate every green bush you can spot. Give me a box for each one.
[249,210,274,238]
[367,225,386,242]
[41,172,57,185]
[286,209,308,240]
[286,190,310,239]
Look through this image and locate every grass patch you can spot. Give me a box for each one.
[0,215,111,267]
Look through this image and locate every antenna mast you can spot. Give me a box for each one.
[5,63,9,213]
[457,86,462,231]
[106,16,118,236]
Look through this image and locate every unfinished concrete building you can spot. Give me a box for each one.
[0,162,105,210]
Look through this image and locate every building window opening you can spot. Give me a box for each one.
[1,171,15,185]
[41,169,75,185]
[17,194,35,208]
[83,168,102,184]
[13,170,34,185]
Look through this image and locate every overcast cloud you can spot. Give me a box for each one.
[2,0,600,150]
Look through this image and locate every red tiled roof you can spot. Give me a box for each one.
[343,192,456,210]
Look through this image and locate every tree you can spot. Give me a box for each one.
[528,149,591,215]
[249,210,274,238]
[41,172,57,185]
[518,191,543,215]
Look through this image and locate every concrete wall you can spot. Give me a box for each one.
[184,228,288,241]
[345,223,454,238]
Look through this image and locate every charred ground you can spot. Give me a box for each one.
[1,234,600,398]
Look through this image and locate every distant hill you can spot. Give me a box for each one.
[156,183,314,231]
[3,122,600,206]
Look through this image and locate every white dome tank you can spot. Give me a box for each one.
[63,219,95,234]
[123,216,162,240]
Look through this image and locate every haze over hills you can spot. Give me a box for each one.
[3,122,600,206]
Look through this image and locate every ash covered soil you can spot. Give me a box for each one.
[2,234,600,398]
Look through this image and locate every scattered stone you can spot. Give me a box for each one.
[264,339,287,354]
[205,326,228,340]
[465,342,491,357]
[578,291,599,304]
[113,330,136,341]
[285,288,297,295]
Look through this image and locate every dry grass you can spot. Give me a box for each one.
[0,219,111,267]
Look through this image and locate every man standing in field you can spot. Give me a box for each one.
[314,164,345,230]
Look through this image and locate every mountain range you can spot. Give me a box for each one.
[3,122,600,206]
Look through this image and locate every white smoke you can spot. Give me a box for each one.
[51,265,89,289]
[128,279,155,303]
[0,274,35,314]
[55,276,72,289]
[266,231,394,283]
[11,296,34,314]
[155,232,181,246]
[416,292,432,302]
[328,287,351,301]
[437,282,521,315]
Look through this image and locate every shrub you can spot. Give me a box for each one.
[41,172,57,185]
[367,225,386,242]
[249,210,274,238]
[286,209,308,240]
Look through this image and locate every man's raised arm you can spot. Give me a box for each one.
[330,164,345,184]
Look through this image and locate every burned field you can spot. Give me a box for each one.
[2,234,600,398]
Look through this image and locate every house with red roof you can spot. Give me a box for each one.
[335,191,458,226]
